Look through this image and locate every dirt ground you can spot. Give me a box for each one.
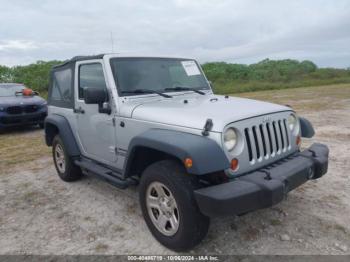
[0,84,349,255]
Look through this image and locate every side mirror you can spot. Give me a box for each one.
[84,87,108,104]
[84,87,111,114]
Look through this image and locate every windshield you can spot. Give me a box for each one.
[0,84,25,97]
[110,58,210,96]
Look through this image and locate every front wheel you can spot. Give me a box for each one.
[139,160,209,251]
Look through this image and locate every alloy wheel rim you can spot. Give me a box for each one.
[146,182,180,236]
[55,144,66,173]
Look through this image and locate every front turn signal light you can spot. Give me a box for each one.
[230,158,239,171]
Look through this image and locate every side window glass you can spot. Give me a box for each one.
[79,63,107,99]
[51,69,72,102]
[51,79,62,100]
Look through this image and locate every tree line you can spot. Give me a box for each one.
[202,59,350,93]
[1,58,350,96]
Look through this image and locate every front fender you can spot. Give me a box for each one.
[123,129,230,176]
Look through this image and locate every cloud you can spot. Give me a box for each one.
[0,0,349,67]
[0,40,38,51]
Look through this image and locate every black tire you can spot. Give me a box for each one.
[52,135,82,182]
[139,160,210,251]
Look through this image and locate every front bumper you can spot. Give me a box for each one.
[194,143,329,217]
[0,110,47,127]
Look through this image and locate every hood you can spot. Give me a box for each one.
[0,95,46,107]
[121,94,291,132]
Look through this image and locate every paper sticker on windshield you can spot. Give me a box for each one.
[181,61,201,76]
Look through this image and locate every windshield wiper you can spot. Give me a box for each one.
[121,89,172,98]
[164,86,206,95]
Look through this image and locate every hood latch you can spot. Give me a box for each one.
[202,119,213,136]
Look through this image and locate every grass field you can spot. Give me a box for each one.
[235,83,350,112]
[0,126,50,172]
[213,77,350,95]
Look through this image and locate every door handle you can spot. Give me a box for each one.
[73,107,85,114]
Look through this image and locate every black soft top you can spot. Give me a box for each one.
[52,54,105,69]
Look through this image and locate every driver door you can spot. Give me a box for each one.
[74,60,117,164]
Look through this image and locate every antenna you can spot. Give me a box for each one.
[110,31,114,53]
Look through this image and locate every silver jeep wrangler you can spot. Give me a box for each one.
[45,54,329,251]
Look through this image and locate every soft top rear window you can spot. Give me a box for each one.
[48,65,74,108]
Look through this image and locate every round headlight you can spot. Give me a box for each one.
[224,128,237,152]
[288,113,300,134]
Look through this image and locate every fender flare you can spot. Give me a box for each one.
[44,114,81,156]
[123,129,230,176]
[299,117,315,138]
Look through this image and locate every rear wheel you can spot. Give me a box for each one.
[52,135,82,182]
[139,160,209,251]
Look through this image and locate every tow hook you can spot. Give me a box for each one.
[307,167,315,179]
[261,169,272,180]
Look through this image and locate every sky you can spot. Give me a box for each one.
[0,0,350,68]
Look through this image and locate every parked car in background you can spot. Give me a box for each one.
[0,83,47,129]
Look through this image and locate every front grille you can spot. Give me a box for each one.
[7,106,23,114]
[24,105,39,113]
[244,119,291,164]
[5,105,40,114]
